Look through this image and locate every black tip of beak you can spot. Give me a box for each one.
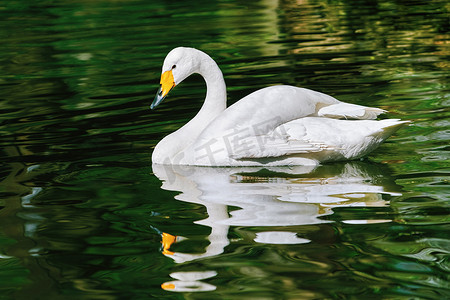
[151,87,165,110]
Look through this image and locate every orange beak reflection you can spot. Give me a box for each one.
[161,232,177,255]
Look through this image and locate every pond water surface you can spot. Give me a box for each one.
[0,0,449,299]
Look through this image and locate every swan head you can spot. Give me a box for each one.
[151,47,203,109]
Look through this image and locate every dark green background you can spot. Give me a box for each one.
[0,0,448,299]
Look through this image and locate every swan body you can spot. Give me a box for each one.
[151,47,407,166]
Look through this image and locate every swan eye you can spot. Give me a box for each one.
[172,65,176,69]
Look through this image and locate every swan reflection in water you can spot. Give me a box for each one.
[153,162,402,292]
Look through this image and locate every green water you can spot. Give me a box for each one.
[0,0,448,299]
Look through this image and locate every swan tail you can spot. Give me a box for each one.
[318,103,386,120]
[372,119,410,139]
[340,119,410,159]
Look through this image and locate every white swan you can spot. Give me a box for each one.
[151,47,408,166]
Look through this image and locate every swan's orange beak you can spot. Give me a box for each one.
[151,70,176,109]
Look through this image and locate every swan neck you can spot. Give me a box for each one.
[199,54,227,114]
[152,50,227,165]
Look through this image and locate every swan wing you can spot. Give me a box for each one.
[198,85,341,141]
[199,86,386,144]
[317,102,386,120]
[223,118,408,161]
[226,119,328,159]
